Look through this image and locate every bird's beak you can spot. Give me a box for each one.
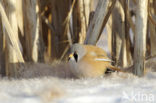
[69,53,74,58]
[68,53,73,61]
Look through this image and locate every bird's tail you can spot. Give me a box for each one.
[107,65,125,73]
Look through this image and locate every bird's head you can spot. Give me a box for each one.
[68,43,86,62]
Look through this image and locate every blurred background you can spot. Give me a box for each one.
[0,0,156,77]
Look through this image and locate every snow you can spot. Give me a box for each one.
[0,72,156,103]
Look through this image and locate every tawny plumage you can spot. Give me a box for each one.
[68,43,122,78]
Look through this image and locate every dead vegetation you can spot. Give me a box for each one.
[0,0,156,78]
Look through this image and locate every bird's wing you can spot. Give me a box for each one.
[84,45,113,62]
[94,58,112,62]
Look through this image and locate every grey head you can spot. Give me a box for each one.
[68,43,86,62]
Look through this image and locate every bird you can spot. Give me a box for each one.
[67,43,122,78]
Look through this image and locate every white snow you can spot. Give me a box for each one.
[0,72,156,103]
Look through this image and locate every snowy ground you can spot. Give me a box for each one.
[1,33,155,103]
[0,72,156,103]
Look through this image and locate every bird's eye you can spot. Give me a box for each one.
[73,52,78,62]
